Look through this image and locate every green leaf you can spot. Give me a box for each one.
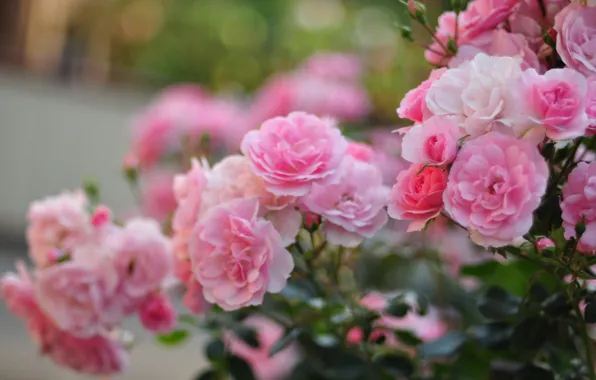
[541,292,572,317]
[585,302,596,323]
[419,331,466,358]
[511,317,550,355]
[269,328,302,357]
[227,355,256,380]
[478,286,521,320]
[395,330,423,347]
[232,326,260,348]
[195,370,220,380]
[205,340,226,362]
[461,261,500,278]
[515,365,554,380]
[386,298,409,318]
[156,329,189,346]
[373,354,414,377]
[468,322,512,350]
[280,279,318,301]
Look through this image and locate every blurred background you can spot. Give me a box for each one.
[0,0,446,378]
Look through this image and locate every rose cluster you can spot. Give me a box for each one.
[1,191,175,375]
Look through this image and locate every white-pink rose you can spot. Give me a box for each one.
[303,156,389,247]
[459,0,520,40]
[561,162,596,254]
[443,132,548,247]
[401,116,461,166]
[189,198,293,310]
[241,112,347,196]
[555,3,596,77]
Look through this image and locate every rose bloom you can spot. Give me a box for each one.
[172,158,208,231]
[458,0,520,40]
[346,141,375,163]
[388,164,448,232]
[510,0,567,50]
[509,68,588,141]
[188,198,293,310]
[451,30,541,71]
[241,112,347,196]
[587,76,596,135]
[443,132,548,247]
[561,162,596,254]
[401,116,461,166]
[138,293,176,334]
[141,171,178,222]
[1,261,38,319]
[27,190,91,267]
[301,52,362,81]
[397,68,447,123]
[555,3,596,77]
[225,316,301,380]
[303,156,389,247]
[426,54,522,137]
[111,218,172,298]
[370,130,410,185]
[425,12,459,66]
[183,278,210,315]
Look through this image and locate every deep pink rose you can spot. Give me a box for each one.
[226,316,301,380]
[397,68,447,123]
[510,68,588,140]
[388,164,448,232]
[138,293,176,334]
[141,171,178,222]
[172,158,208,231]
[451,30,541,71]
[302,52,362,81]
[587,76,596,134]
[346,141,375,162]
[111,218,172,298]
[444,132,548,247]
[555,3,596,77]
[35,259,120,337]
[303,157,389,247]
[27,190,91,267]
[459,0,520,40]
[241,112,347,196]
[561,162,596,254]
[401,116,461,166]
[189,198,293,310]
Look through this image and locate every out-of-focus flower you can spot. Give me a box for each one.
[555,3,596,77]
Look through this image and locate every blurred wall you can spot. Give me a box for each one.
[0,69,148,237]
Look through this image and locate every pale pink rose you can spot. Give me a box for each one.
[509,68,588,140]
[141,171,178,222]
[397,68,448,123]
[587,76,596,135]
[346,141,374,162]
[138,293,176,334]
[555,3,596,77]
[188,198,293,310]
[536,237,555,253]
[370,130,410,185]
[226,316,300,380]
[265,206,302,246]
[425,12,459,66]
[510,0,567,51]
[426,54,523,137]
[303,157,389,247]
[241,112,347,196]
[1,262,38,319]
[27,190,91,267]
[111,218,172,298]
[183,278,210,314]
[201,155,295,213]
[35,259,120,337]
[459,0,520,40]
[388,164,448,232]
[451,30,541,71]
[444,132,548,247]
[401,116,461,166]
[561,162,596,254]
[172,158,208,231]
[302,52,362,81]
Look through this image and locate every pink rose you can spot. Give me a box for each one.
[111,218,172,298]
[27,190,91,267]
[301,52,362,81]
[510,68,588,140]
[183,278,210,315]
[346,141,375,162]
[425,12,458,66]
[388,164,448,232]
[141,171,178,222]
[587,76,596,134]
[1,262,37,319]
[370,130,410,185]
[226,316,300,380]
[303,157,389,247]
[459,0,520,40]
[90,205,113,229]
[444,132,548,247]
[401,116,461,166]
[555,4,596,77]
[138,293,176,334]
[35,259,120,337]
[241,112,347,196]
[172,158,208,231]
[189,198,293,310]
[426,54,522,137]
[397,68,447,123]
[451,30,541,71]
[510,0,567,50]
[561,162,596,254]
